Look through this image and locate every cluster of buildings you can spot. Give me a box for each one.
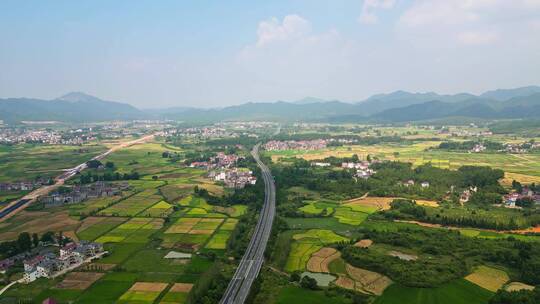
[190,152,244,170]
[179,126,233,139]
[501,142,540,154]
[23,241,104,282]
[470,144,487,153]
[400,180,431,188]
[39,181,129,207]
[0,128,97,145]
[0,178,51,192]
[341,161,378,179]
[209,168,257,189]
[503,187,540,208]
[189,152,257,189]
[264,139,328,151]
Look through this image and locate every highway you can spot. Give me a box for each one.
[220,143,276,304]
[0,133,157,221]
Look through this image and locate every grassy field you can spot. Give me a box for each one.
[275,286,351,304]
[374,279,493,304]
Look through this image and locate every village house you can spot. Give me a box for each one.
[421,181,430,188]
[212,168,257,189]
[312,162,331,167]
[39,181,128,207]
[23,241,104,283]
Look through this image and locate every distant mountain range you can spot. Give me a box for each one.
[1,86,540,123]
[0,92,144,123]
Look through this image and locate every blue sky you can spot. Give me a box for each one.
[1,0,539,108]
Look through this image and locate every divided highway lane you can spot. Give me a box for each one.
[220,143,276,304]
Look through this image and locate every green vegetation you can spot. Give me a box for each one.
[374,279,493,304]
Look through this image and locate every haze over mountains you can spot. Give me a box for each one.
[1,86,540,124]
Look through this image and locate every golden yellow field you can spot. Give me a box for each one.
[343,196,438,210]
[465,266,509,292]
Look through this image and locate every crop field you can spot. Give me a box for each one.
[179,195,213,210]
[117,282,169,304]
[0,143,107,182]
[99,189,163,216]
[76,272,138,304]
[299,200,337,215]
[56,272,104,290]
[343,196,438,211]
[160,283,193,304]
[162,217,226,249]
[285,230,349,272]
[68,195,125,215]
[464,266,509,292]
[306,247,341,273]
[374,279,493,304]
[123,249,188,273]
[0,210,80,240]
[76,216,127,241]
[333,206,370,225]
[275,286,350,304]
[95,217,163,243]
[103,142,181,176]
[205,230,231,249]
[140,200,173,217]
[220,218,239,230]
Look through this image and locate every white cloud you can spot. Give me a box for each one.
[256,14,311,47]
[397,0,540,46]
[359,0,396,24]
[457,30,499,45]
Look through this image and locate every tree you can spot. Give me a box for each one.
[17,232,32,251]
[300,276,318,290]
[105,161,115,169]
[290,272,301,282]
[40,231,55,243]
[86,160,103,169]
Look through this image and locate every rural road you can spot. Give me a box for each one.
[220,143,276,304]
[0,133,157,222]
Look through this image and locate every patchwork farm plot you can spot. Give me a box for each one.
[163,217,225,250]
[95,217,163,243]
[118,282,169,304]
[160,283,193,304]
[285,229,349,272]
[99,189,163,216]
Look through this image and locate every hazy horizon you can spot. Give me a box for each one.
[1,0,539,108]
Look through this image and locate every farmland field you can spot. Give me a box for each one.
[374,279,493,304]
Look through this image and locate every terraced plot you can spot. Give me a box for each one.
[286,230,349,272]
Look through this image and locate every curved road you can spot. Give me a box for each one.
[220,143,276,304]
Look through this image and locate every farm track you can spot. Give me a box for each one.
[220,143,276,304]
